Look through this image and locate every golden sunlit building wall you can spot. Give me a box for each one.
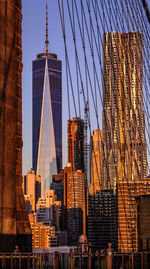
[117,179,150,253]
[31,222,57,248]
[103,32,147,191]
[23,169,41,212]
[89,130,103,194]
[102,31,148,253]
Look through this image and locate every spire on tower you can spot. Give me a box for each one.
[45,3,49,55]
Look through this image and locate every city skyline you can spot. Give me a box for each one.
[22,1,150,177]
[0,0,149,263]
[0,0,149,261]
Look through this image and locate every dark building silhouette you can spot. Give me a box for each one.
[51,171,64,230]
[88,190,118,250]
[51,170,64,204]
[0,0,31,251]
[64,117,86,245]
[68,118,84,171]
[32,5,62,196]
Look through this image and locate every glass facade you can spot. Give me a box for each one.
[32,54,62,196]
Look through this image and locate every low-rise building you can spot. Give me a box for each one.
[31,222,57,248]
[23,169,41,212]
[36,190,62,229]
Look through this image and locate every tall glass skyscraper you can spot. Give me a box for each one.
[32,5,62,196]
[33,53,62,196]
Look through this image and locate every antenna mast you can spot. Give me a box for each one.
[45,3,49,55]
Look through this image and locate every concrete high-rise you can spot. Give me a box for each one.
[102,32,147,191]
[0,0,31,251]
[89,130,103,194]
[68,118,84,171]
[36,190,62,230]
[66,117,86,245]
[64,164,86,245]
[23,169,41,212]
[32,5,62,196]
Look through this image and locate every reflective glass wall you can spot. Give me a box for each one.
[32,55,62,196]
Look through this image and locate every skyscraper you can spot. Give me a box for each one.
[102,32,147,191]
[66,117,86,244]
[63,164,86,245]
[68,117,84,171]
[32,5,62,196]
[88,190,118,250]
[0,0,31,251]
[89,130,103,194]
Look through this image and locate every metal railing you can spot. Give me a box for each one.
[0,251,150,268]
[0,253,40,269]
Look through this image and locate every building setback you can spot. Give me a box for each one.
[64,165,86,245]
[36,190,62,231]
[23,169,41,212]
[0,0,31,251]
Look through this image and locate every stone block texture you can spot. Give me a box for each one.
[0,0,31,252]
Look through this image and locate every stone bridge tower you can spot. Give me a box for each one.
[0,0,31,252]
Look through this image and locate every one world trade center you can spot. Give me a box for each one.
[32,5,62,196]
